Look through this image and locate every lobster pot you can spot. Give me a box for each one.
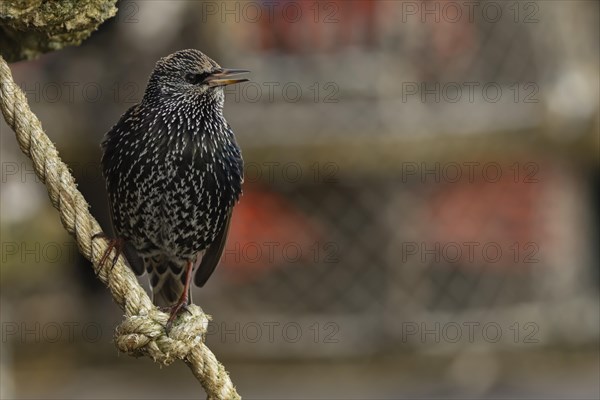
[195,0,599,358]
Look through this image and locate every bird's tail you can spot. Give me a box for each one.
[145,256,191,308]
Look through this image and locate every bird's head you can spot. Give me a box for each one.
[145,49,249,106]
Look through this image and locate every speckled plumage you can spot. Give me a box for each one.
[101,50,245,308]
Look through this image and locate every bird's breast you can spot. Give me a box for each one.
[103,103,243,257]
[138,126,241,256]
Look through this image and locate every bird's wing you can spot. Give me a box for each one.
[101,105,146,276]
[194,211,232,287]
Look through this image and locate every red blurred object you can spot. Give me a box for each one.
[221,184,325,282]
[425,163,546,269]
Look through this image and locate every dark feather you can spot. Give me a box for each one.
[194,211,232,287]
[145,255,190,308]
[123,240,145,275]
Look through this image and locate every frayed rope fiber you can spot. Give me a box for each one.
[0,56,240,400]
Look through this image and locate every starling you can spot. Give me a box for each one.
[99,49,247,327]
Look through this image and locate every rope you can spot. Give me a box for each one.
[0,56,240,400]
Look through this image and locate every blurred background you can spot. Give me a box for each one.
[1,0,598,399]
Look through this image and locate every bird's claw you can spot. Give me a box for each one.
[162,302,191,332]
[93,234,124,273]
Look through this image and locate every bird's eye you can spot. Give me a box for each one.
[184,72,210,85]
[184,73,201,84]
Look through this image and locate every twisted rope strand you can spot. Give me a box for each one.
[0,56,240,400]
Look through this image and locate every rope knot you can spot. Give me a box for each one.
[115,305,209,365]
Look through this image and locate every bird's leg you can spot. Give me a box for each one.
[166,260,194,331]
[92,233,125,273]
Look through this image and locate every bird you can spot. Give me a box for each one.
[98,49,247,329]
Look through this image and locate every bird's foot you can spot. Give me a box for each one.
[159,303,191,313]
[163,301,190,332]
[92,233,124,273]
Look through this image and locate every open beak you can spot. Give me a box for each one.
[206,69,250,87]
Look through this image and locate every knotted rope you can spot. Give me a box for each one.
[0,56,240,400]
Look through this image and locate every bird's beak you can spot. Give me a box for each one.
[206,69,250,87]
